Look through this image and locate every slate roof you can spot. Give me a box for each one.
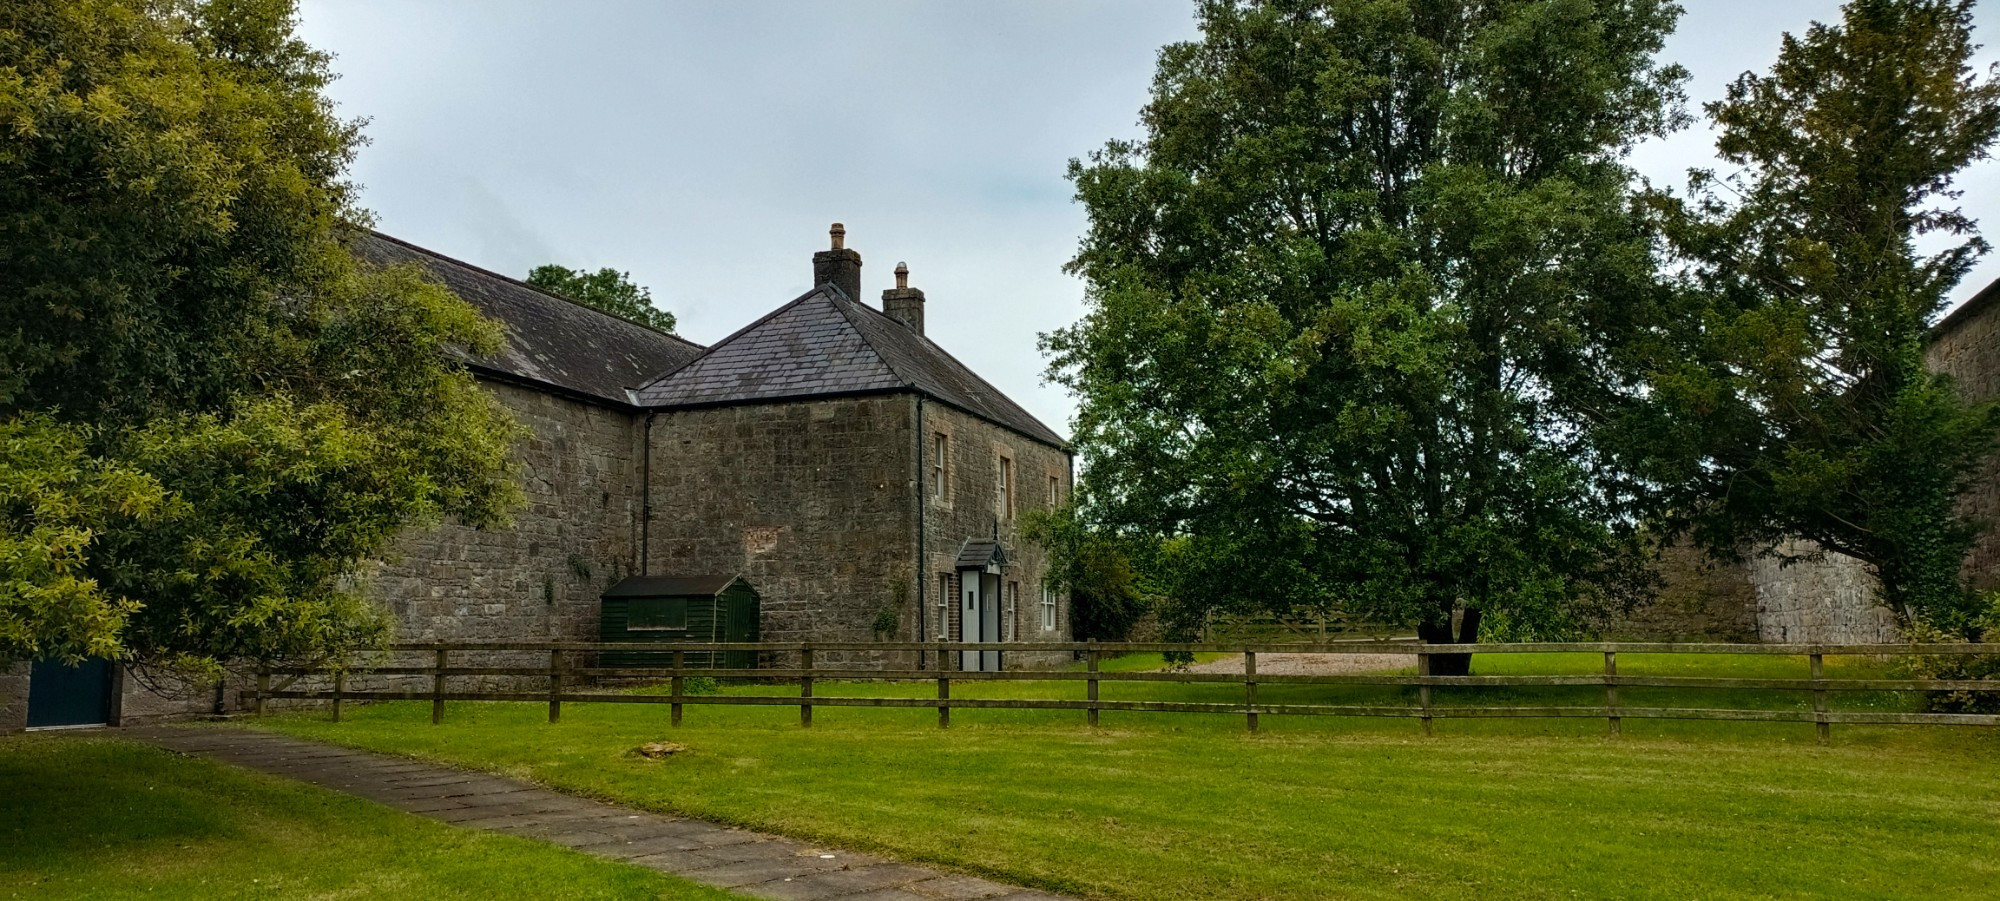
[602,574,747,598]
[352,232,704,405]
[632,286,1066,447]
[953,540,1009,571]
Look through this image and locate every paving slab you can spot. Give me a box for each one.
[126,725,1076,900]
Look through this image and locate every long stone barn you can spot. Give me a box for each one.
[3,225,1074,732]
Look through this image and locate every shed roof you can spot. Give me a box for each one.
[352,231,704,405]
[631,285,1066,447]
[601,574,749,599]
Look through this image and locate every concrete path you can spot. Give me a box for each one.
[128,726,1071,901]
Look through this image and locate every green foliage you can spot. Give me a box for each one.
[871,605,900,638]
[1899,596,2000,713]
[1021,506,1150,642]
[0,417,163,663]
[1048,0,1685,658]
[1640,0,2000,634]
[526,264,676,333]
[680,675,721,696]
[0,0,523,671]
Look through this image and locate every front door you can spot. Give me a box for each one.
[959,573,1004,672]
[979,572,1002,672]
[26,657,113,729]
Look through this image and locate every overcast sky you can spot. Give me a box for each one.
[297,1,2000,438]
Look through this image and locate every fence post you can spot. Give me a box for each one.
[254,666,268,717]
[548,648,564,724]
[1604,651,1619,737]
[331,670,344,723]
[431,643,447,725]
[670,649,684,727]
[1417,649,1432,736]
[1810,651,1829,744]
[800,643,814,729]
[1245,649,1260,733]
[1086,639,1100,728]
[936,640,951,729]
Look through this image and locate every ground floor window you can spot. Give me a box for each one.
[937,572,952,639]
[1041,586,1058,631]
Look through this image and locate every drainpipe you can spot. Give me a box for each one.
[915,395,928,670]
[641,411,655,575]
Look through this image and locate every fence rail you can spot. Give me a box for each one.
[248,640,2000,741]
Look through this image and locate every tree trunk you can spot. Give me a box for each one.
[1417,608,1480,677]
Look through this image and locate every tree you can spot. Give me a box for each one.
[0,0,522,673]
[1648,0,2000,636]
[1047,0,1686,671]
[1022,506,1151,642]
[526,264,676,333]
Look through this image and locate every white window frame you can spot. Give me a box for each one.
[937,572,952,639]
[931,432,950,503]
[1048,473,1060,507]
[1005,581,1018,641]
[997,454,1014,519]
[1041,586,1057,631]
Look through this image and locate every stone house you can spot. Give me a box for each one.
[2,224,1072,732]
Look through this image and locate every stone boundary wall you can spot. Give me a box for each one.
[1606,542,1759,642]
[1748,541,1899,644]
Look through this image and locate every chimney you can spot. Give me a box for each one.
[811,222,863,301]
[881,261,925,334]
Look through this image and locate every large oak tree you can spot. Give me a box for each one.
[1048,0,1686,668]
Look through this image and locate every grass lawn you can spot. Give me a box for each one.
[257,653,2000,900]
[0,733,744,901]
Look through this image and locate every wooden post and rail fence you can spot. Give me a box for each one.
[250,639,2000,742]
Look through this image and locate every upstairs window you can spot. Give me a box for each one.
[1048,474,1060,507]
[998,454,1015,519]
[931,432,950,502]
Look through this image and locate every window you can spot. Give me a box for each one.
[1041,587,1058,631]
[1048,474,1060,507]
[628,598,687,631]
[930,432,949,502]
[1006,581,1019,641]
[937,573,952,639]
[997,454,1014,519]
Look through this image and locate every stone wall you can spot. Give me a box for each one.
[1748,540,1899,644]
[644,396,918,667]
[1607,542,1759,642]
[364,380,643,647]
[1928,307,2000,591]
[918,402,1073,668]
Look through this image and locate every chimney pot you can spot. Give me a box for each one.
[895,261,909,289]
[829,222,845,250]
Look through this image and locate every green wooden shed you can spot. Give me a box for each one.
[599,574,760,669]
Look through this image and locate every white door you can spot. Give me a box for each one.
[959,573,984,671]
[980,573,1003,672]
